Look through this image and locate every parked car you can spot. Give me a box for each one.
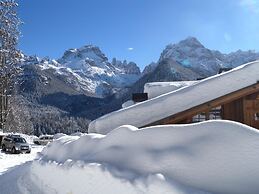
[33,135,53,145]
[1,134,31,154]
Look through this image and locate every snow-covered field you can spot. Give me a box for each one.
[1,120,259,193]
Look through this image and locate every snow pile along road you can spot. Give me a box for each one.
[4,120,258,194]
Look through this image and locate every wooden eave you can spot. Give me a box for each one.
[141,82,259,127]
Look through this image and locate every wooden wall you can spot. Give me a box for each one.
[222,97,244,124]
[243,94,259,129]
[221,94,259,129]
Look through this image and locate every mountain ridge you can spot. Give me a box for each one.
[11,37,259,135]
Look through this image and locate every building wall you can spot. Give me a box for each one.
[243,95,259,129]
[222,98,244,124]
[176,95,259,130]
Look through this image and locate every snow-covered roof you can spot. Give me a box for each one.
[89,61,259,134]
[144,81,198,99]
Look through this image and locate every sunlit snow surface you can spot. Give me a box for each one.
[1,121,259,194]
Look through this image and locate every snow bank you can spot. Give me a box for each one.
[144,81,198,99]
[89,61,259,134]
[29,161,188,194]
[53,132,85,140]
[34,121,259,194]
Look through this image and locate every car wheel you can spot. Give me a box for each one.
[2,144,6,152]
[11,147,16,154]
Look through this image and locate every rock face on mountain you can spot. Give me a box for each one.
[142,62,157,75]
[159,37,221,76]
[111,58,141,75]
[123,58,200,101]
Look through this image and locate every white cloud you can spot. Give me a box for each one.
[224,33,232,42]
[127,47,134,51]
[240,0,259,14]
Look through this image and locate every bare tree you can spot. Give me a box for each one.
[0,0,21,132]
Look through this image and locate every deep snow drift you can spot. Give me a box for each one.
[89,60,259,134]
[1,121,258,194]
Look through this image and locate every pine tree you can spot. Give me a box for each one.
[0,0,21,131]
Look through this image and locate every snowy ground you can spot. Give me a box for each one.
[0,133,43,176]
[1,120,259,193]
[0,145,44,176]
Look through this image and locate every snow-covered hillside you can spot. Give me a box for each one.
[2,121,259,193]
[21,46,141,98]
[56,45,141,97]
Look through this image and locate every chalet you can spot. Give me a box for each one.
[89,61,259,134]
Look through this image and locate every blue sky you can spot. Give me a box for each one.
[18,0,259,69]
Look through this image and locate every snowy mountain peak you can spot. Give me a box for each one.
[24,45,141,98]
[112,58,141,75]
[58,45,108,70]
[158,37,259,76]
[164,37,204,53]
[178,36,204,48]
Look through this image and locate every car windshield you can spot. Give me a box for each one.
[13,137,26,143]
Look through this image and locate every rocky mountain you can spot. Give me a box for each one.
[19,46,141,98]
[111,58,140,75]
[8,46,142,135]
[56,45,141,97]
[123,58,200,100]
[144,37,259,77]
[142,62,157,75]
[10,37,259,135]
[124,37,259,103]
